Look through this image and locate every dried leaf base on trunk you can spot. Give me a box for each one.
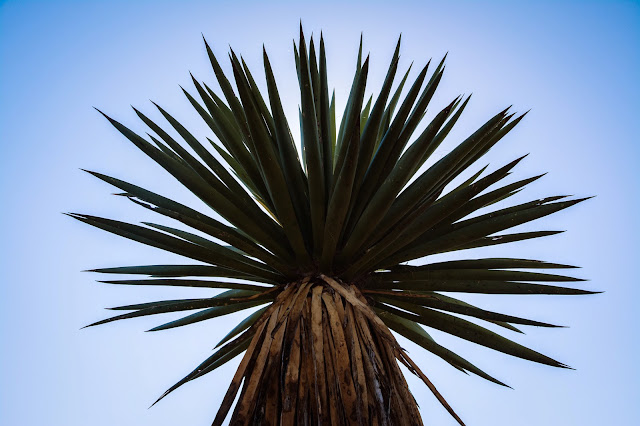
[213,275,458,426]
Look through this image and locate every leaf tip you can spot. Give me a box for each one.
[499,105,512,115]
[93,107,111,121]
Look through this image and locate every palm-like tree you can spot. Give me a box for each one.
[73,26,594,425]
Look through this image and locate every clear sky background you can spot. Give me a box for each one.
[1,1,638,425]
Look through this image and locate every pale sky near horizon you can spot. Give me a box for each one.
[1,1,638,425]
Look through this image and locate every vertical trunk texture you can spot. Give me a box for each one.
[211,275,431,426]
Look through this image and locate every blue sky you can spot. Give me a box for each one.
[1,1,638,425]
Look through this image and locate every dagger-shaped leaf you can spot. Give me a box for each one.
[149,300,269,332]
[377,300,570,368]
[377,308,509,387]
[151,329,254,406]
[88,264,277,282]
[85,289,276,328]
[371,292,563,328]
[100,278,271,292]
[368,278,597,296]
[215,306,268,348]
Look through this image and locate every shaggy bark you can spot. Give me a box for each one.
[213,275,456,426]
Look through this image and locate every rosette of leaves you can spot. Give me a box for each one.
[73,26,594,426]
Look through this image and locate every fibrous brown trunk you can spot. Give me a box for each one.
[212,275,441,426]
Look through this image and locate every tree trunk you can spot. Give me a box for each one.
[212,275,427,426]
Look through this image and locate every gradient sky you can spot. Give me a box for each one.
[1,1,638,425]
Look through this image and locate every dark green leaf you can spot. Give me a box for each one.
[377,268,584,283]
[352,35,401,195]
[377,308,509,387]
[298,26,326,256]
[151,329,254,406]
[416,95,471,173]
[371,292,563,328]
[319,34,334,195]
[369,278,597,295]
[100,278,272,292]
[263,48,313,252]
[202,38,252,145]
[87,264,276,282]
[149,300,268,331]
[389,257,578,271]
[85,289,276,328]
[215,306,268,347]
[376,300,570,368]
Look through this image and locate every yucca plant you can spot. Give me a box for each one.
[73,26,594,425]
